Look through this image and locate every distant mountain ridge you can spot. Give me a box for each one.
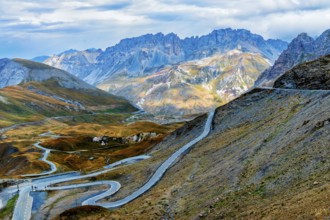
[45,28,287,85]
[43,28,287,115]
[255,29,330,86]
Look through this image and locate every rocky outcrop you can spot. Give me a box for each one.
[256,29,330,87]
[122,132,158,144]
[274,54,330,90]
[92,132,159,145]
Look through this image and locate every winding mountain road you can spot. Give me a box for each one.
[3,85,329,220]
[21,142,57,177]
[9,155,151,220]
[7,110,214,220]
[88,110,215,208]
[44,110,215,209]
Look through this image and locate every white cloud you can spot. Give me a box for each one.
[0,0,330,58]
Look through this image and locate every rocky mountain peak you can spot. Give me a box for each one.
[288,33,314,51]
[295,32,311,39]
[194,28,264,46]
[107,32,182,53]
[315,29,330,55]
[316,29,330,40]
[255,28,330,87]
[85,48,103,53]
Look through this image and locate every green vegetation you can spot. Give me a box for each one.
[22,80,137,111]
[54,113,129,125]
[0,78,136,127]
[0,195,18,219]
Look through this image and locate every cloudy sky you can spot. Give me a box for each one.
[1,0,330,58]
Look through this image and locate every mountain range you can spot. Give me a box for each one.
[45,29,287,84]
[43,28,288,115]
[15,27,330,117]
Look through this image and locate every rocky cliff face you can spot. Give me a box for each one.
[274,54,330,90]
[182,29,287,62]
[0,58,28,88]
[45,48,103,80]
[256,29,330,86]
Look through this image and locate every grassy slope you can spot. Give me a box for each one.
[0,140,50,177]
[0,59,136,126]
[0,80,137,127]
[36,115,207,219]
[0,114,182,177]
[66,88,330,219]
[0,195,18,219]
[21,80,136,111]
[41,120,181,172]
[0,85,75,127]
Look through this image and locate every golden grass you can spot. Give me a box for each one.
[1,112,183,177]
